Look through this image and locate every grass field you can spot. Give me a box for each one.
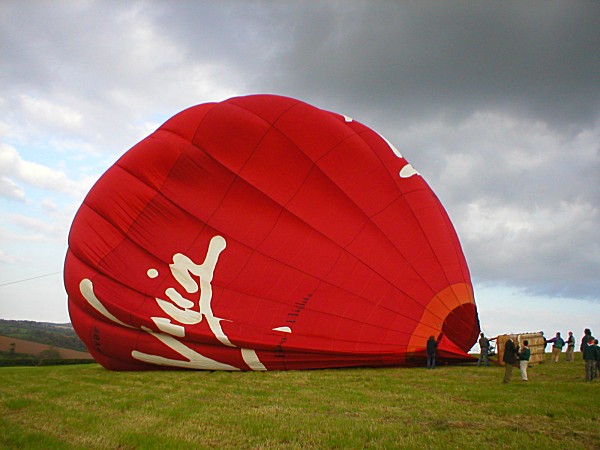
[1,354,598,449]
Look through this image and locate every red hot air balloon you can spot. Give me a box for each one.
[64,94,479,371]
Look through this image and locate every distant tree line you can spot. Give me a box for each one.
[0,320,87,352]
[0,346,94,366]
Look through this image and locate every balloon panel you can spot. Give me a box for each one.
[65,94,479,370]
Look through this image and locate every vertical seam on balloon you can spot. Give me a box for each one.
[82,150,427,352]
[140,102,406,348]
[208,102,446,337]
[70,97,473,361]
[68,202,175,327]
[184,100,301,295]
[134,140,420,346]
[266,105,441,311]
[338,128,477,351]
[286,125,455,330]
[351,128,470,316]
[354,129,459,312]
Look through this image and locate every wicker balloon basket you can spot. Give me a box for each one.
[494,332,545,366]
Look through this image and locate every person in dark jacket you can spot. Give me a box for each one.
[580,328,593,352]
[426,335,437,369]
[477,333,490,367]
[565,331,575,362]
[582,335,596,381]
[503,334,519,383]
[595,339,600,378]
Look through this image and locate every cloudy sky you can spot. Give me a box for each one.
[1,1,598,347]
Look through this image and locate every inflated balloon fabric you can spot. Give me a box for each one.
[64,94,479,371]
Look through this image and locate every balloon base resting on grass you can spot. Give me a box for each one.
[64,94,480,371]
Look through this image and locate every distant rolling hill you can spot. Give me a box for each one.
[0,335,92,359]
[0,319,92,359]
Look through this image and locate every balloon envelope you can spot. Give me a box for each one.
[64,94,479,370]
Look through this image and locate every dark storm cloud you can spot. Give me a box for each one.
[4,1,599,128]
[395,115,600,300]
[250,2,600,130]
[181,3,600,136]
[1,0,599,303]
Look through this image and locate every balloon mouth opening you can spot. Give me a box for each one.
[405,283,480,361]
[442,303,480,352]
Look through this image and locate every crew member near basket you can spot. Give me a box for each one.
[477,333,490,367]
[547,332,565,363]
[565,331,575,362]
[503,334,519,383]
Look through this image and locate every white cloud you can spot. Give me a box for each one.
[0,175,25,200]
[391,111,600,299]
[0,247,16,264]
[5,213,65,241]
[474,284,599,343]
[41,198,58,211]
[0,143,90,198]
[20,95,83,130]
[115,4,185,72]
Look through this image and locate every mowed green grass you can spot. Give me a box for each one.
[1,354,598,449]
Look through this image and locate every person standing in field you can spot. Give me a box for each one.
[503,335,518,383]
[595,339,600,378]
[477,332,490,367]
[426,335,437,369]
[541,331,547,352]
[582,336,596,381]
[580,328,593,353]
[547,332,565,363]
[518,340,531,381]
[565,331,575,362]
